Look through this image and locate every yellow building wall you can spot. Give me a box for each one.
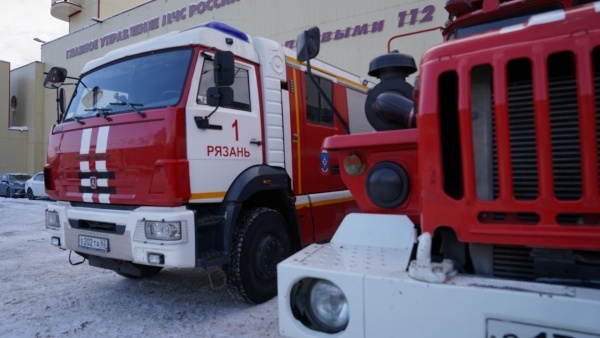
[35,0,445,171]
[0,62,47,175]
[69,0,148,32]
[0,61,8,126]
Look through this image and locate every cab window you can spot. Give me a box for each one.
[306,76,334,126]
[196,60,251,111]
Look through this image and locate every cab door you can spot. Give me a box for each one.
[185,55,263,203]
[289,68,353,244]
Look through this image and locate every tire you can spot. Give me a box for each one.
[115,264,162,279]
[227,207,292,304]
[27,188,36,200]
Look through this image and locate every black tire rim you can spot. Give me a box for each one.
[254,233,286,281]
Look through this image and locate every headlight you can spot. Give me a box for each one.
[309,280,349,330]
[145,221,181,241]
[343,151,366,176]
[291,278,349,333]
[45,210,60,229]
[366,161,410,209]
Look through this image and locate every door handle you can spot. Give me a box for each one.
[250,139,262,146]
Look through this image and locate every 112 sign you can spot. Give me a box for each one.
[398,5,435,27]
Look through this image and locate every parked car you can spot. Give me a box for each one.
[25,172,49,200]
[0,173,32,198]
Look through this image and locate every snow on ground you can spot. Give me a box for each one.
[0,197,282,338]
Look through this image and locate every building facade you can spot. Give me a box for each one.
[1,0,445,176]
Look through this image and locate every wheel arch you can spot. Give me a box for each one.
[223,164,302,252]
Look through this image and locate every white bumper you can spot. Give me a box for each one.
[46,201,196,268]
[278,214,600,337]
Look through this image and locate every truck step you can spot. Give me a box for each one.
[196,250,228,267]
[195,215,225,228]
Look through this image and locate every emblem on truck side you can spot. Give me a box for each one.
[90,176,98,190]
[320,150,329,173]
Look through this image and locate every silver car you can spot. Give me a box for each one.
[25,172,49,200]
[0,173,31,198]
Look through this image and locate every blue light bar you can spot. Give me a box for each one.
[202,22,249,43]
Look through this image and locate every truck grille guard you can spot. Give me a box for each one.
[423,4,600,250]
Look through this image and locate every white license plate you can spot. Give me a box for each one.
[487,319,600,338]
[78,235,109,253]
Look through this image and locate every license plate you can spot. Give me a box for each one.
[78,235,109,253]
[487,319,600,338]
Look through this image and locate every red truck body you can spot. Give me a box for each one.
[324,0,600,284]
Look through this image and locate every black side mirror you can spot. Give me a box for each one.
[207,87,233,107]
[214,51,235,86]
[58,88,66,115]
[196,50,235,130]
[43,67,68,89]
[296,27,321,62]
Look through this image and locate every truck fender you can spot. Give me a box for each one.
[220,164,302,255]
[224,164,292,202]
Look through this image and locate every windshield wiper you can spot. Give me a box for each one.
[84,107,113,121]
[110,101,146,118]
[70,116,85,125]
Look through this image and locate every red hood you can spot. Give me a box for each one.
[45,107,190,207]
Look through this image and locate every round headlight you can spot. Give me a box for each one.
[366,162,410,209]
[308,280,349,332]
[291,278,349,334]
[343,151,366,176]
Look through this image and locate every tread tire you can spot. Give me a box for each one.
[227,207,291,304]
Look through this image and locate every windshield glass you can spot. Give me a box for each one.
[64,48,193,121]
[10,174,31,181]
[449,3,563,39]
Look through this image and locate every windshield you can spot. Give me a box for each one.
[64,48,193,121]
[10,174,31,181]
[449,3,563,39]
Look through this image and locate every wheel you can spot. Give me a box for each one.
[27,188,36,200]
[115,263,162,279]
[227,207,292,304]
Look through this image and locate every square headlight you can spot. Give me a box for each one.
[45,210,60,229]
[145,221,182,241]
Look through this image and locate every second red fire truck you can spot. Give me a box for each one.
[278,0,600,336]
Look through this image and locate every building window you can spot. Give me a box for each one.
[196,60,251,111]
[306,76,334,126]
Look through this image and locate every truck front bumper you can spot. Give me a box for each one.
[278,214,600,338]
[45,201,196,268]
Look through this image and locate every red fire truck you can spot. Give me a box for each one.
[278,0,600,336]
[42,22,369,304]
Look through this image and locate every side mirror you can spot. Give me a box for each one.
[296,27,321,62]
[43,67,67,89]
[58,88,66,115]
[207,87,233,107]
[214,51,235,86]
